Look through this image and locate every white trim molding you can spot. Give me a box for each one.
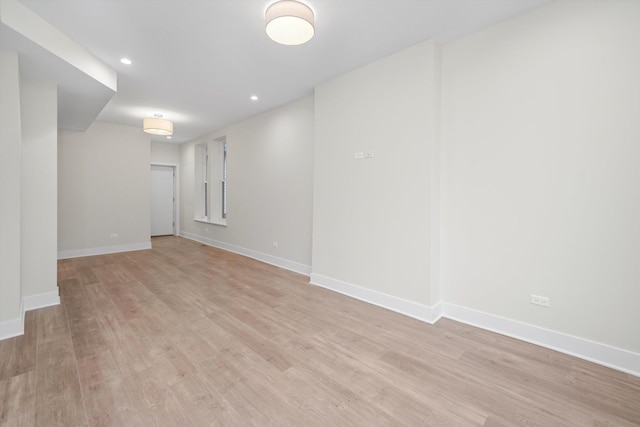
[0,317,23,340]
[306,272,639,377]
[442,303,640,378]
[24,291,60,311]
[309,273,443,324]
[0,301,24,340]
[0,291,60,341]
[180,231,311,276]
[58,241,152,259]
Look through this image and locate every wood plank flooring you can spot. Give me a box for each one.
[1,236,639,426]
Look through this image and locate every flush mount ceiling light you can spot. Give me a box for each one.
[143,114,173,136]
[265,0,315,46]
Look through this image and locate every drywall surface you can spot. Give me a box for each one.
[151,141,180,165]
[58,122,151,255]
[312,39,440,306]
[180,96,314,269]
[441,0,640,352]
[21,78,57,298]
[0,49,22,324]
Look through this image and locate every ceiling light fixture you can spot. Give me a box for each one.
[265,0,315,46]
[143,114,173,136]
[250,95,259,101]
[120,58,132,65]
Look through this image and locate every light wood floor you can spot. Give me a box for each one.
[1,236,639,426]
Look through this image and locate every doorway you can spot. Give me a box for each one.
[150,165,176,236]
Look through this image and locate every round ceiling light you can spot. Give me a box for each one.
[265,1,315,46]
[143,115,173,136]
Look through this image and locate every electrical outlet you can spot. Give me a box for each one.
[272,241,279,248]
[531,294,550,307]
[364,151,375,158]
[354,152,364,159]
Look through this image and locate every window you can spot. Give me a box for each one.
[194,137,227,225]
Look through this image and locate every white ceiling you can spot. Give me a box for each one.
[15,0,551,143]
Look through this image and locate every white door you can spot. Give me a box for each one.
[151,165,175,236]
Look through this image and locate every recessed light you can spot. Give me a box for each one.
[250,95,259,101]
[120,58,132,65]
[166,136,172,140]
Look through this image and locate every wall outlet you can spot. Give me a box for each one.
[364,151,375,158]
[354,152,364,159]
[272,241,279,248]
[110,233,118,238]
[531,294,551,307]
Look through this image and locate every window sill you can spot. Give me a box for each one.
[194,218,227,227]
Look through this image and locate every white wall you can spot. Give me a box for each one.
[21,79,58,300]
[0,50,23,327]
[180,96,314,273]
[441,0,640,353]
[312,40,441,314]
[58,122,151,257]
[151,141,180,165]
[0,52,59,338]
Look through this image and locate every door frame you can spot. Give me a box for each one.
[151,163,179,236]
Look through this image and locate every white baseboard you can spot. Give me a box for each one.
[24,291,60,311]
[442,303,640,377]
[309,273,443,324]
[0,291,60,341]
[0,301,25,340]
[180,231,311,276]
[308,273,639,377]
[58,241,152,259]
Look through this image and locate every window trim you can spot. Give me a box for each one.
[194,137,227,226]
